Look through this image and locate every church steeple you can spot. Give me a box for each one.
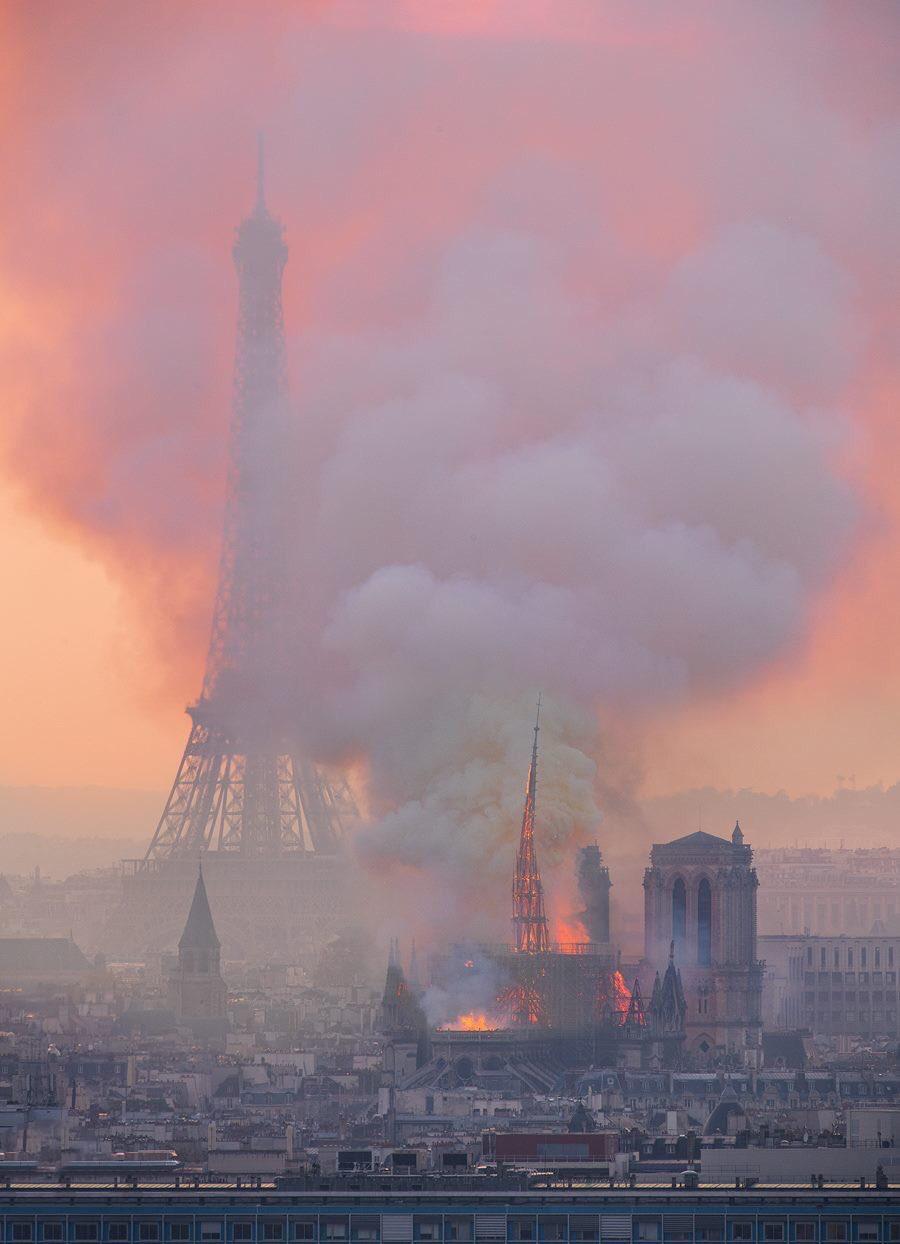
[169,864,227,1034]
[179,864,220,952]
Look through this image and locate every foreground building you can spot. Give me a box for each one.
[0,1182,896,1240]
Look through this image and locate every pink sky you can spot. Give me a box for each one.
[2,1,900,817]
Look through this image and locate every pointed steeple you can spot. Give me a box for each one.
[732,820,744,847]
[513,696,550,954]
[179,864,220,951]
[623,978,646,1033]
[528,693,541,801]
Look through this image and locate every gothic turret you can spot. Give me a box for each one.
[168,866,227,1036]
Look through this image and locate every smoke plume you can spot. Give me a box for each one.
[3,4,897,950]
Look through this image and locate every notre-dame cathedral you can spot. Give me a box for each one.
[643,823,763,1066]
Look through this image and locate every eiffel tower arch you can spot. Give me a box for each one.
[102,142,357,964]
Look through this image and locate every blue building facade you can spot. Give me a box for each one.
[0,1190,897,1244]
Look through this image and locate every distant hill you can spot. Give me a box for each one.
[0,785,160,877]
[0,784,162,839]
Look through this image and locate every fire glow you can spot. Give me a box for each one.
[611,969,631,1018]
[445,1012,500,1031]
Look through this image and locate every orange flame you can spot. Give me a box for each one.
[444,1011,500,1031]
[612,969,631,1018]
[552,915,586,944]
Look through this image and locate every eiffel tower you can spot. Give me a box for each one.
[104,142,356,963]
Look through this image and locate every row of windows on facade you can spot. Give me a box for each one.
[8,1221,898,1244]
[804,990,897,1004]
[805,973,897,986]
[808,947,896,969]
[769,900,898,919]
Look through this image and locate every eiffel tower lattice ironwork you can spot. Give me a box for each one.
[145,140,355,861]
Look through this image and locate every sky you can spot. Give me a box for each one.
[1,3,900,916]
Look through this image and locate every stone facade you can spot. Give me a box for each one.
[643,824,763,1066]
[761,932,900,1037]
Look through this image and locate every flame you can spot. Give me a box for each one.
[612,969,631,1018]
[552,915,586,944]
[445,1011,500,1031]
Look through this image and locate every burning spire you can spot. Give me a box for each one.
[513,696,551,954]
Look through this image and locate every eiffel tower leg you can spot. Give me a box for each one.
[146,722,222,860]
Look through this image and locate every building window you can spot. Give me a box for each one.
[807,947,813,966]
[889,947,894,968]
[12,1226,33,1242]
[510,1227,534,1243]
[856,1224,878,1242]
[825,1227,847,1243]
[834,949,840,968]
[200,1228,222,1243]
[293,1228,315,1242]
[233,1230,254,1244]
[795,1226,816,1242]
[43,1230,64,1244]
[263,1230,283,1243]
[170,1229,191,1243]
[139,1229,160,1244]
[698,878,712,967]
[848,950,854,968]
[417,1227,440,1244]
[354,1232,378,1243]
[673,878,687,953]
[323,1229,347,1242]
[875,949,881,968]
[861,949,867,968]
[445,1225,472,1243]
[74,1228,99,1243]
[637,1227,659,1242]
[764,1228,784,1243]
[108,1228,129,1244]
[733,1227,753,1242]
[821,948,827,968]
[539,1228,565,1244]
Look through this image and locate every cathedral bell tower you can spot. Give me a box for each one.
[642,823,762,1066]
[169,865,228,1035]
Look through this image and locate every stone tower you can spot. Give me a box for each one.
[169,866,227,1034]
[643,823,762,1065]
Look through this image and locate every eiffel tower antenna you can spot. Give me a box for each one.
[256,131,266,214]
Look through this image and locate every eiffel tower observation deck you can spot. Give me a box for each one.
[103,143,356,963]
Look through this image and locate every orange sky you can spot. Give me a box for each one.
[2,2,900,807]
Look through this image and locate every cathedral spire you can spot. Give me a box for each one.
[513,696,550,954]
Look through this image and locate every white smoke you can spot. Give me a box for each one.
[291,220,858,944]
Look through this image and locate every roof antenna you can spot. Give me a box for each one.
[256,131,266,214]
